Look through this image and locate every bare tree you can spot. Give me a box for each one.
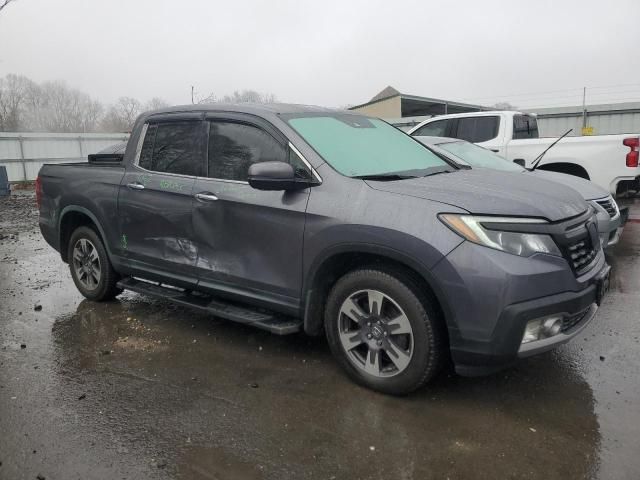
[196,92,217,104]
[0,73,171,132]
[25,81,104,133]
[0,0,17,14]
[100,97,142,132]
[144,97,169,111]
[0,74,33,131]
[220,89,277,104]
[194,88,277,105]
[492,101,518,110]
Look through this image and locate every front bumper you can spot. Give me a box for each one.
[431,239,608,377]
[517,303,598,358]
[592,198,622,248]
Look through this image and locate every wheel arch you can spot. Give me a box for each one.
[302,244,452,338]
[536,162,590,180]
[58,206,112,263]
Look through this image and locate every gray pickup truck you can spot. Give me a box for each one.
[38,104,610,395]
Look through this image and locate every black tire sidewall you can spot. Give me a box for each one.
[67,226,114,301]
[325,269,439,395]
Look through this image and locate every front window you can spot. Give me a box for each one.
[412,119,448,137]
[284,114,451,178]
[436,140,524,172]
[208,121,286,181]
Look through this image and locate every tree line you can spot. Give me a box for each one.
[0,74,169,133]
[0,74,278,133]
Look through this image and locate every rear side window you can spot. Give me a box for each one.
[208,122,286,181]
[137,122,203,176]
[455,116,499,143]
[513,114,539,139]
[412,119,448,137]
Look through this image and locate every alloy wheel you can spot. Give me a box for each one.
[72,238,102,290]
[337,289,414,377]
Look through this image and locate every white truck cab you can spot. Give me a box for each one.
[407,111,640,197]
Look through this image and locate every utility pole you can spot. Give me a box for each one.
[582,86,587,129]
[191,86,195,104]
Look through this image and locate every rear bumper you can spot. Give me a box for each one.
[39,219,60,254]
[612,174,640,197]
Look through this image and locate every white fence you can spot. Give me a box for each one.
[0,132,130,182]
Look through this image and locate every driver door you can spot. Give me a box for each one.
[191,115,310,312]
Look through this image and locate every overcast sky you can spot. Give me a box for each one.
[1,0,639,109]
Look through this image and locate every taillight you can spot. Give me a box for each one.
[35,175,42,209]
[623,137,639,168]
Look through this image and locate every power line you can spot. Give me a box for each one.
[464,83,640,104]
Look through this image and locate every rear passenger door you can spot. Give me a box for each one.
[191,114,310,312]
[118,115,206,287]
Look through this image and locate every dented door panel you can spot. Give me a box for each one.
[192,177,309,310]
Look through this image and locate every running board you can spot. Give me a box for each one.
[117,277,302,335]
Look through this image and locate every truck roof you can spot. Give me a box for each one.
[416,110,534,120]
[144,103,344,118]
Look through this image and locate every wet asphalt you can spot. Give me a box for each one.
[1,190,639,480]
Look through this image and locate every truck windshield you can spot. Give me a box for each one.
[284,114,451,178]
[435,140,525,172]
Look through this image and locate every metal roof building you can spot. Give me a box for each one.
[348,86,490,119]
[528,102,640,137]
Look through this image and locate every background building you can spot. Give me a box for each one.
[348,86,490,121]
[351,87,640,137]
[529,102,640,137]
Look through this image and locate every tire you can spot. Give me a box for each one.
[67,226,122,301]
[324,268,444,395]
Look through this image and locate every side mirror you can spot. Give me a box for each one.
[513,158,526,167]
[248,161,308,191]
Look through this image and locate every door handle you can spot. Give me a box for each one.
[490,149,500,152]
[195,192,219,202]
[126,182,145,190]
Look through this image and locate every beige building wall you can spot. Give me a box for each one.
[350,96,401,118]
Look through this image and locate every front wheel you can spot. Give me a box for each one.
[325,268,444,395]
[68,226,122,301]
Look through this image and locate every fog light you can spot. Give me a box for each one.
[521,316,563,344]
[542,317,563,337]
[522,319,543,344]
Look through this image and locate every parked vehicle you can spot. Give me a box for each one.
[407,110,640,197]
[415,136,624,248]
[38,105,610,395]
[0,165,10,196]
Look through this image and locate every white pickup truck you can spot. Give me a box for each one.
[407,111,640,197]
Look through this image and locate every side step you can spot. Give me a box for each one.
[116,277,302,335]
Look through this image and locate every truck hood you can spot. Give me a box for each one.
[529,170,608,201]
[365,169,588,222]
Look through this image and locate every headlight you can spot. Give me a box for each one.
[439,214,561,257]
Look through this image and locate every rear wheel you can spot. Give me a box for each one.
[68,226,122,301]
[325,268,444,395]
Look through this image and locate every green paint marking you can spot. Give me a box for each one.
[159,179,186,191]
[137,174,152,186]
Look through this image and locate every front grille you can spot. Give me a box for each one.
[561,308,590,332]
[566,238,598,274]
[595,197,617,218]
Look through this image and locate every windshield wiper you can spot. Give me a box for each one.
[530,129,573,171]
[423,169,454,177]
[354,174,418,181]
